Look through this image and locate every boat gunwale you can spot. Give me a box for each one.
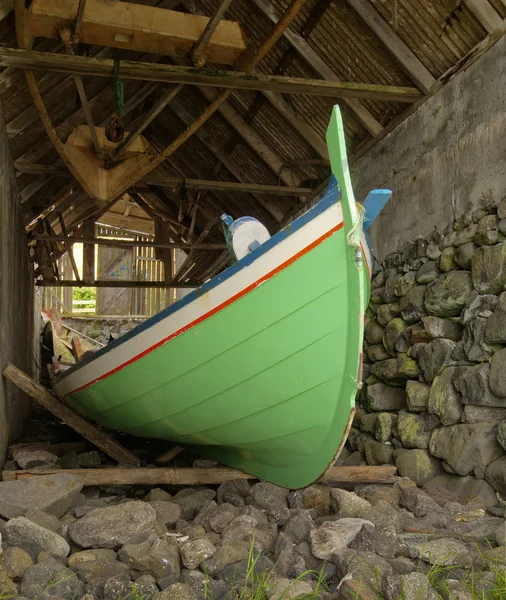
[54,184,343,386]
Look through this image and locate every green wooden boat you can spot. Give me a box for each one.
[54,106,389,489]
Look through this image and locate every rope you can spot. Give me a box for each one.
[346,202,365,249]
[112,59,124,117]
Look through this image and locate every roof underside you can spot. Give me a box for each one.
[0,0,503,284]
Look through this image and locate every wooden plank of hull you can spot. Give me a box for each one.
[25,0,246,65]
[1,465,398,485]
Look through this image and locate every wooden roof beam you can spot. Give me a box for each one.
[464,0,503,33]
[249,0,384,137]
[191,0,234,67]
[0,48,422,103]
[345,0,436,93]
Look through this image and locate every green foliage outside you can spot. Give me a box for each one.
[72,287,96,302]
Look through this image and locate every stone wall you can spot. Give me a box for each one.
[0,101,34,461]
[62,316,146,346]
[351,196,506,502]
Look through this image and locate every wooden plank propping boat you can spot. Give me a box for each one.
[53,106,391,489]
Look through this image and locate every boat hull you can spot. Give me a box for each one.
[55,201,370,489]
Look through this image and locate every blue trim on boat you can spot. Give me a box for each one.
[56,181,342,384]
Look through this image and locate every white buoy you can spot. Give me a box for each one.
[221,214,271,261]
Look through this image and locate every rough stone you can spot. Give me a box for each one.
[180,537,216,570]
[396,481,443,517]
[2,546,33,580]
[77,451,101,468]
[173,489,217,520]
[367,344,390,362]
[375,413,396,443]
[485,292,506,343]
[429,423,504,478]
[428,367,463,426]
[399,285,427,324]
[416,261,440,284]
[395,449,441,486]
[208,503,240,534]
[0,474,82,519]
[266,578,313,600]
[330,489,371,519]
[490,349,506,399]
[13,450,58,469]
[463,317,498,361]
[485,456,506,496]
[365,384,405,411]
[221,515,276,553]
[472,243,506,295]
[3,517,69,558]
[144,488,172,502]
[75,558,128,583]
[309,518,373,560]
[383,318,408,356]
[21,559,85,600]
[364,440,394,465]
[383,572,439,600]
[439,246,457,271]
[249,482,289,522]
[422,316,463,342]
[405,538,469,566]
[475,215,501,246]
[453,363,505,407]
[454,242,477,270]
[395,271,417,297]
[25,508,61,534]
[334,550,392,589]
[418,339,457,382]
[282,510,315,544]
[377,303,401,327]
[384,273,402,304]
[462,291,499,324]
[148,501,181,526]
[396,411,441,449]
[157,583,199,600]
[424,271,473,317]
[360,413,378,434]
[365,319,385,345]
[423,473,498,506]
[205,542,249,577]
[406,381,430,413]
[68,501,157,549]
[498,422,506,451]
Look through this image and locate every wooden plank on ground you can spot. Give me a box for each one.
[155,445,184,463]
[2,364,139,466]
[1,465,398,485]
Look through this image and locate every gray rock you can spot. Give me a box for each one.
[453,363,505,407]
[75,558,128,584]
[365,383,405,411]
[395,272,417,297]
[21,559,85,600]
[406,381,430,413]
[364,440,394,465]
[377,303,401,327]
[405,538,469,566]
[249,482,289,522]
[423,473,498,506]
[416,261,440,284]
[395,449,441,486]
[157,583,199,600]
[455,223,477,246]
[426,242,442,261]
[485,292,506,343]
[334,550,392,589]
[2,546,33,580]
[498,422,506,451]
[375,413,396,443]
[439,246,457,272]
[399,285,427,324]
[396,411,441,449]
[266,578,313,600]
[3,517,69,558]
[454,242,477,270]
[422,316,463,342]
[25,508,61,534]
[134,574,158,597]
[429,423,504,478]
[472,243,506,295]
[425,272,473,317]
[348,428,374,453]
[68,501,157,549]
[144,488,172,502]
[463,317,499,361]
[418,338,457,382]
[13,450,58,469]
[349,523,403,559]
[360,413,378,434]
[365,319,385,345]
[273,533,294,576]
[77,451,101,468]
[205,541,250,577]
[462,405,506,424]
[490,349,506,398]
[485,456,506,496]
[309,518,373,560]
[0,474,82,519]
[428,367,463,426]
[208,503,240,534]
[384,273,402,304]
[216,480,250,508]
[282,510,314,544]
[475,215,501,246]
[221,515,276,553]
[396,481,443,517]
[383,572,439,600]
[148,501,181,526]
[383,318,408,356]
[172,489,216,520]
[180,537,216,569]
[330,489,371,519]
[462,291,499,324]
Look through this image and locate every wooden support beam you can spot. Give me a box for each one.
[2,364,139,466]
[464,0,503,33]
[155,445,184,463]
[16,163,313,196]
[173,217,219,282]
[57,212,81,281]
[191,0,234,67]
[81,218,95,281]
[114,84,184,156]
[36,280,200,288]
[250,0,384,137]
[1,465,398,485]
[72,0,87,44]
[154,219,174,286]
[0,48,422,103]
[32,234,227,250]
[345,0,436,93]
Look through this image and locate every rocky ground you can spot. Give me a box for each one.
[0,445,505,600]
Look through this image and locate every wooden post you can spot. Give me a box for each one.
[154,219,173,286]
[1,465,398,485]
[57,212,81,281]
[2,364,139,466]
[81,218,95,282]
